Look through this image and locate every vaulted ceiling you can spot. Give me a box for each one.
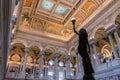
[17,0,110,41]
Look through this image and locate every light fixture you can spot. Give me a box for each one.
[49,60,54,66]
[59,61,64,67]
[71,18,76,25]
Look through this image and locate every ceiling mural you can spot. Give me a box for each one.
[40,0,54,12]
[17,0,108,41]
[55,5,68,16]
[23,0,33,7]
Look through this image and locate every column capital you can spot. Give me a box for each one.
[89,38,97,45]
[24,47,29,53]
[40,50,44,55]
[54,53,60,58]
[40,50,44,58]
[66,55,70,61]
[105,24,117,34]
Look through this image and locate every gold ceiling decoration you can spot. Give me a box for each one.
[18,0,107,41]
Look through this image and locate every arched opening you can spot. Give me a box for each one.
[95,27,112,63]
[114,14,120,57]
[6,43,25,78]
[26,46,40,78]
[115,14,120,37]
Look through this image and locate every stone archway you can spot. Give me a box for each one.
[115,14,120,37]
[6,43,25,78]
[94,27,112,62]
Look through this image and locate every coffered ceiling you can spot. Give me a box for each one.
[17,0,110,41]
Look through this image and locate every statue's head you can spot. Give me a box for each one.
[79,28,88,38]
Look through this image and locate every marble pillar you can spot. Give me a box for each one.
[113,27,120,56]
[33,59,36,78]
[89,39,100,67]
[21,47,29,79]
[54,54,59,80]
[105,24,118,58]
[108,34,118,58]
[39,50,44,79]
[66,55,71,79]
[89,45,95,69]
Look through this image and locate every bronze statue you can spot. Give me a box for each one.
[71,18,95,80]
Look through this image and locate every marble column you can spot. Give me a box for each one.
[66,55,71,79]
[113,29,120,56]
[105,25,118,58]
[89,39,100,67]
[44,61,48,79]
[54,53,59,80]
[39,50,44,79]
[0,0,13,79]
[19,58,24,72]
[21,47,29,79]
[89,45,95,69]
[76,54,84,78]
[18,58,24,78]
[76,55,80,74]
[108,33,118,58]
[33,59,36,78]
[8,16,17,52]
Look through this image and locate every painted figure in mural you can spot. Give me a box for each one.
[71,18,95,80]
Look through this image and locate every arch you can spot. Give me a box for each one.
[9,43,25,59]
[90,26,106,39]
[93,27,109,56]
[56,48,68,55]
[10,54,21,62]
[69,45,77,52]
[12,43,25,48]
[12,38,27,47]
[28,42,43,51]
[111,8,120,24]
[115,14,120,37]
[69,46,77,55]
[44,45,55,53]
[101,44,112,58]
[28,46,40,59]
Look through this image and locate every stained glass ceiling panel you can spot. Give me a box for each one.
[55,5,68,16]
[40,0,54,12]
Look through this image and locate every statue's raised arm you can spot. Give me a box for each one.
[71,18,79,35]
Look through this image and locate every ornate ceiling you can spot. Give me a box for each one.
[17,0,108,41]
